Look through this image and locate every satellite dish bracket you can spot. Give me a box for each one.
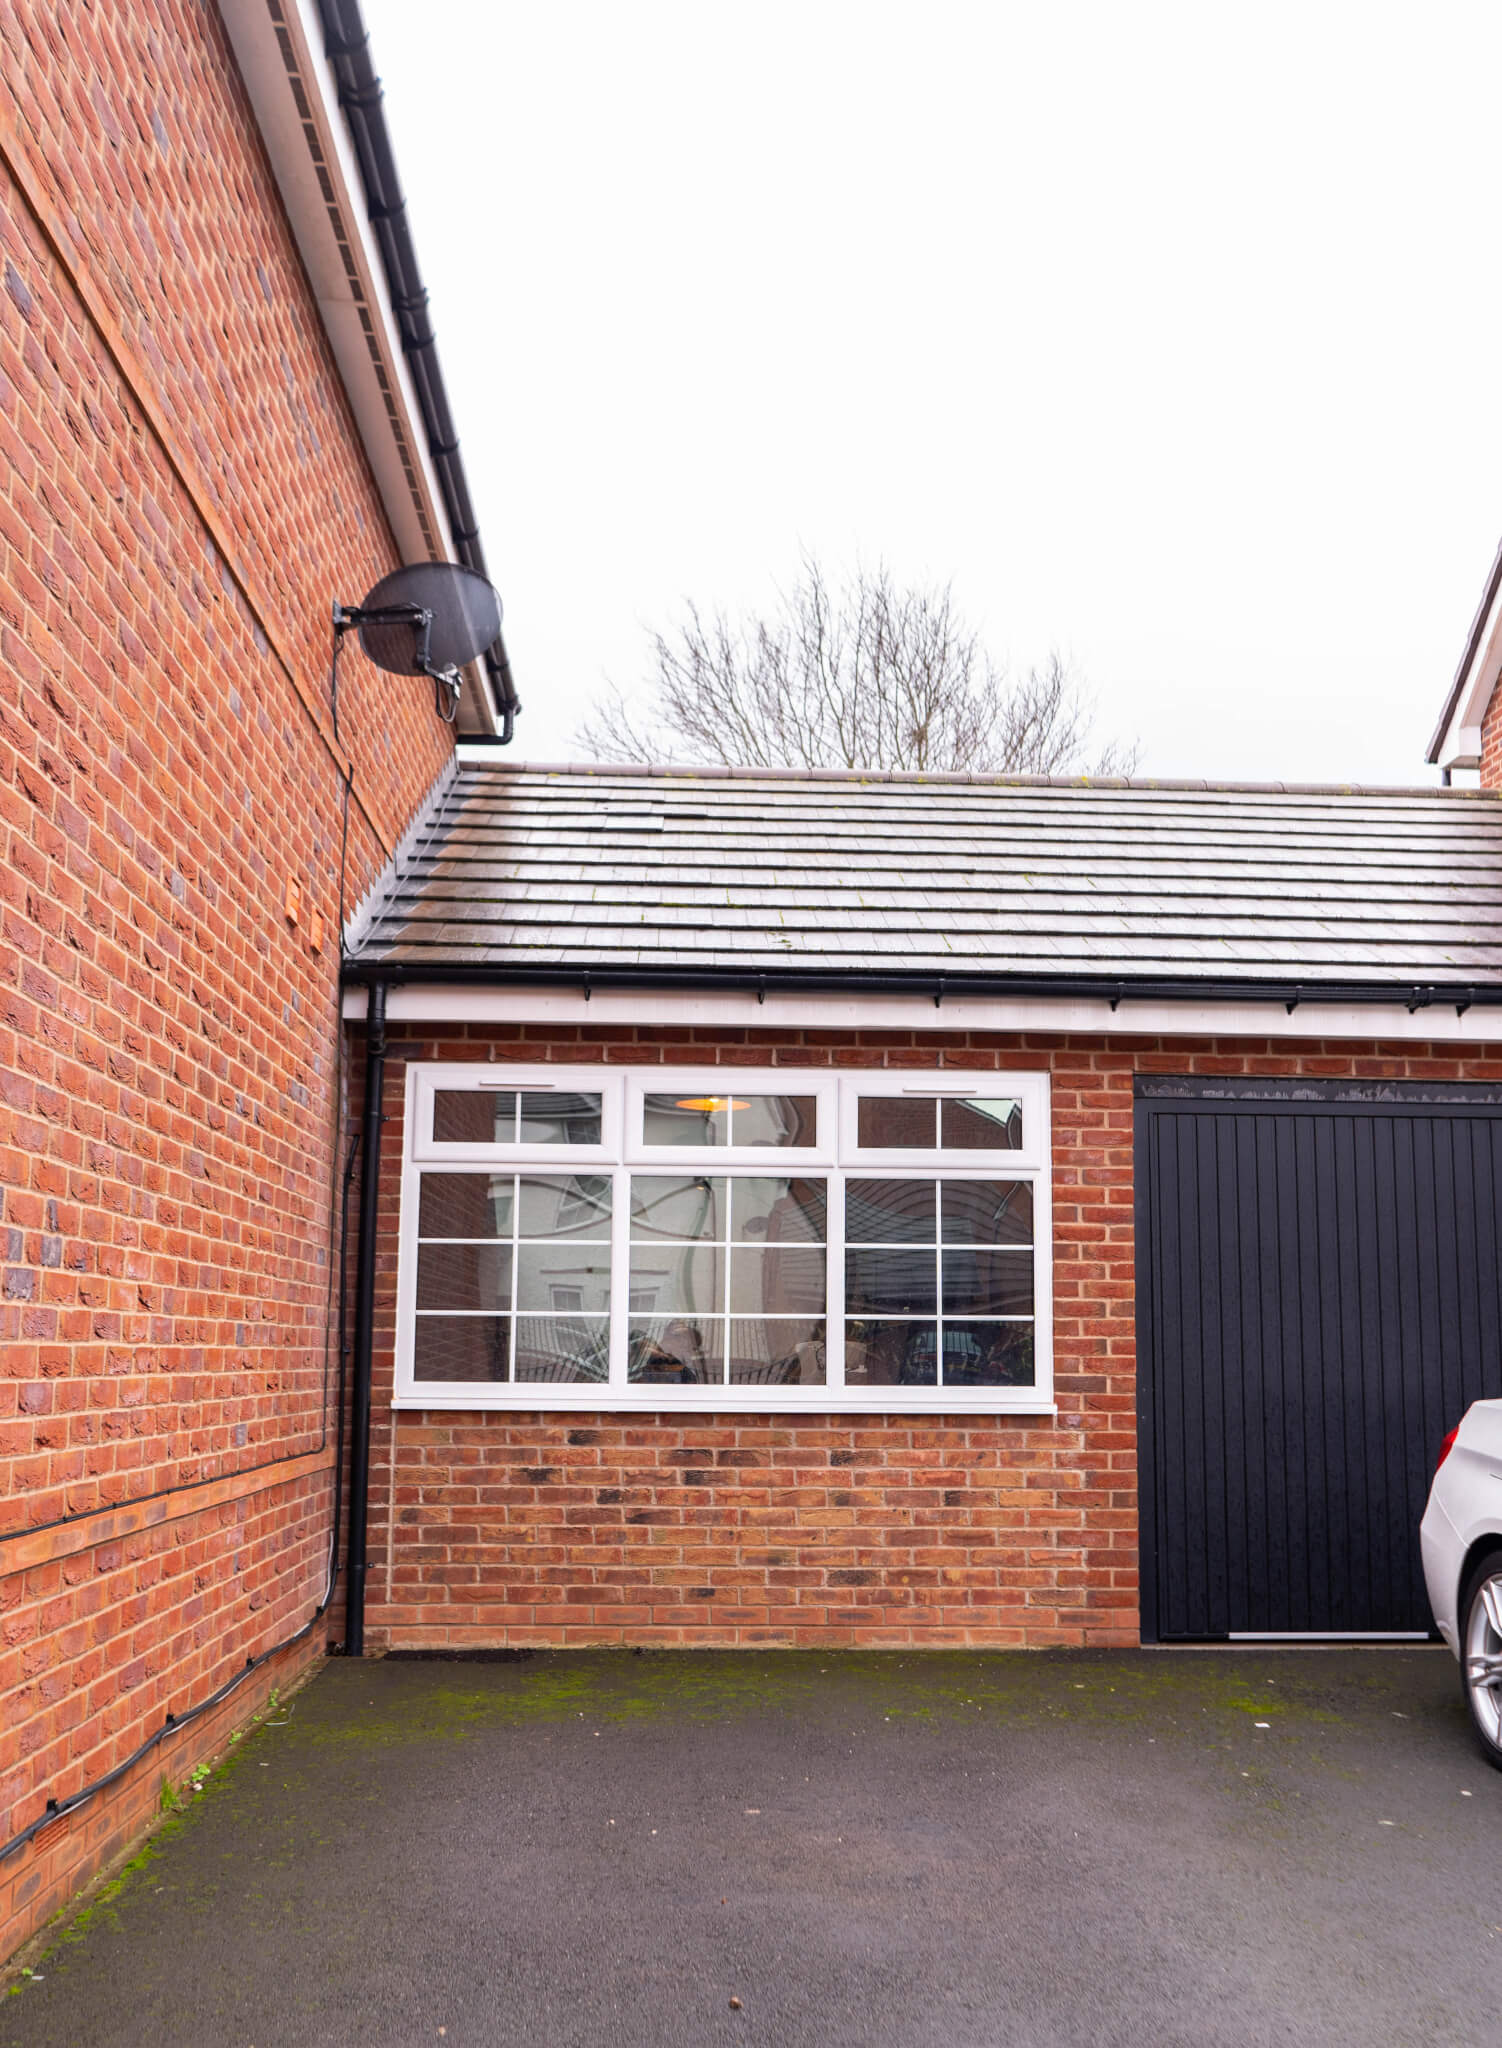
[334,599,435,673]
[330,599,462,728]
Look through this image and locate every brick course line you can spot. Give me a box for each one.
[0,1449,335,1574]
[0,104,395,861]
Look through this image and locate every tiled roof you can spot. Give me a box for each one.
[346,762,1502,992]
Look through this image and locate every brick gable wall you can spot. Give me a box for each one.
[1,1,455,1959]
[362,1021,1502,1652]
[1481,699,1502,789]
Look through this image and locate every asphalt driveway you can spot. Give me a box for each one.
[4,1647,1499,2047]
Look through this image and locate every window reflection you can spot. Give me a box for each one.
[628,1317,722,1383]
[642,1093,817,1148]
[517,1175,611,1238]
[729,1318,826,1385]
[857,1098,936,1148]
[855,1096,1024,1151]
[630,1176,727,1241]
[432,1090,602,1145]
[411,1087,1041,1399]
[514,1317,609,1384]
[731,1175,827,1242]
[416,1241,512,1312]
[413,1315,510,1382]
[416,1170,611,1386]
[940,1097,1023,1149]
[844,1180,935,1243]
[843,1171,1034,1386]
[627,1245,724,1316]
[433,1091,513,1145]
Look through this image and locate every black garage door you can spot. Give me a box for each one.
[1136,1078,1502,1641]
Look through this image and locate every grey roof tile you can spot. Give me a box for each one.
[347,763,1502,988]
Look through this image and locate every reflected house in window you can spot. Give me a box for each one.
[434,1090,604,1147]
[412,1170,613,1385]
[626,1172,828,1385]
[643,1092,817,1148]
[400,1069,1042,1407]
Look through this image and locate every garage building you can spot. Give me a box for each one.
[338,764,1502,1648]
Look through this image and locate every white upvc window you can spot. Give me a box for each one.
[394,1065,1053,1414]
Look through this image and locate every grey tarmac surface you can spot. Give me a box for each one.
[4,1647,1499,2048]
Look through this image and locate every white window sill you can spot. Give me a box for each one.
[391,1389,1058,1417]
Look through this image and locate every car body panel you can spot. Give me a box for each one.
[1421,1397,1502,1654]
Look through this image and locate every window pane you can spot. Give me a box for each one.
[628,1245,723,1315]
[731,1176,827,1243]
[416,1242,513,1312]
[844,1179,936,1244]
[728,1318,826,1385]
[940,1097,1023,1150]
[628,1316,723,1383]
[857,1097,937,1148]
[845,1247,937,1315]
[630,1176,727,1241]
[517,1174,611,1239]
[417,1173,511,1239]
[844,1319,938,1386]
[433,1090,513,1144]
[732,1095,817,1147]
[515,1244,611,1315]
[518,1091,602,1145]
[513,1316,609,1383]
[413,1315,510,1382]
[643,1093,730,1145]
[941,1249,1033,1315]
[941,1322,1035,1388]
[940,1180,1033,1245]
[729,1246,826,1315]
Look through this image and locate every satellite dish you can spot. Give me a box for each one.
[351,562,502,678]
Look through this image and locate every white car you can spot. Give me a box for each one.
[1421,1397,1502,1769]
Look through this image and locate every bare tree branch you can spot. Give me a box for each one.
[575,557,1139,777]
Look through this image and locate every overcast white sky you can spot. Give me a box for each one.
[360,0,1501,783]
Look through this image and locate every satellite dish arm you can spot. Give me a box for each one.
[333,600,434,674]
[331,599,461,727]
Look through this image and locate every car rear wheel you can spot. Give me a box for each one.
[1460,1551,1502,1771]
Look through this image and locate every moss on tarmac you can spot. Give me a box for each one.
[5,1649,1499,2047]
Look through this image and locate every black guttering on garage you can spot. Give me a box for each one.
[317,0,519,739]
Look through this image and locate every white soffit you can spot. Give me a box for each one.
[218,0,496,734]
[339,983,1502,1043]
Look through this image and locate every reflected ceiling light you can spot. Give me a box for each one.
[674,1096,749,1112]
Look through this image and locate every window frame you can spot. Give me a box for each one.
[394,1063,1053,1414]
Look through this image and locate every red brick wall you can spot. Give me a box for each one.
[1481,699,1502,789]
[1,1,456,1958]
[362,1023,1502,1653]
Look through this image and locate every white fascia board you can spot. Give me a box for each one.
[1436,576,1502,772]
[218,0,497,735]
[340,982,1502,1043]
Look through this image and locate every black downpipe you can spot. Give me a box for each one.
[345,980,388,1656]
[316,0,519,736]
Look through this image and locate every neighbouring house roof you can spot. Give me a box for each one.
[342,763,1502,1004]
[1428,532,1502,771]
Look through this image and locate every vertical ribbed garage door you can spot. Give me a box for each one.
[1136,1080,1502,1640]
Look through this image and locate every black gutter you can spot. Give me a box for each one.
[317,0,519,742]
[345,979,388,1656]
[339,959,1502,1016]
